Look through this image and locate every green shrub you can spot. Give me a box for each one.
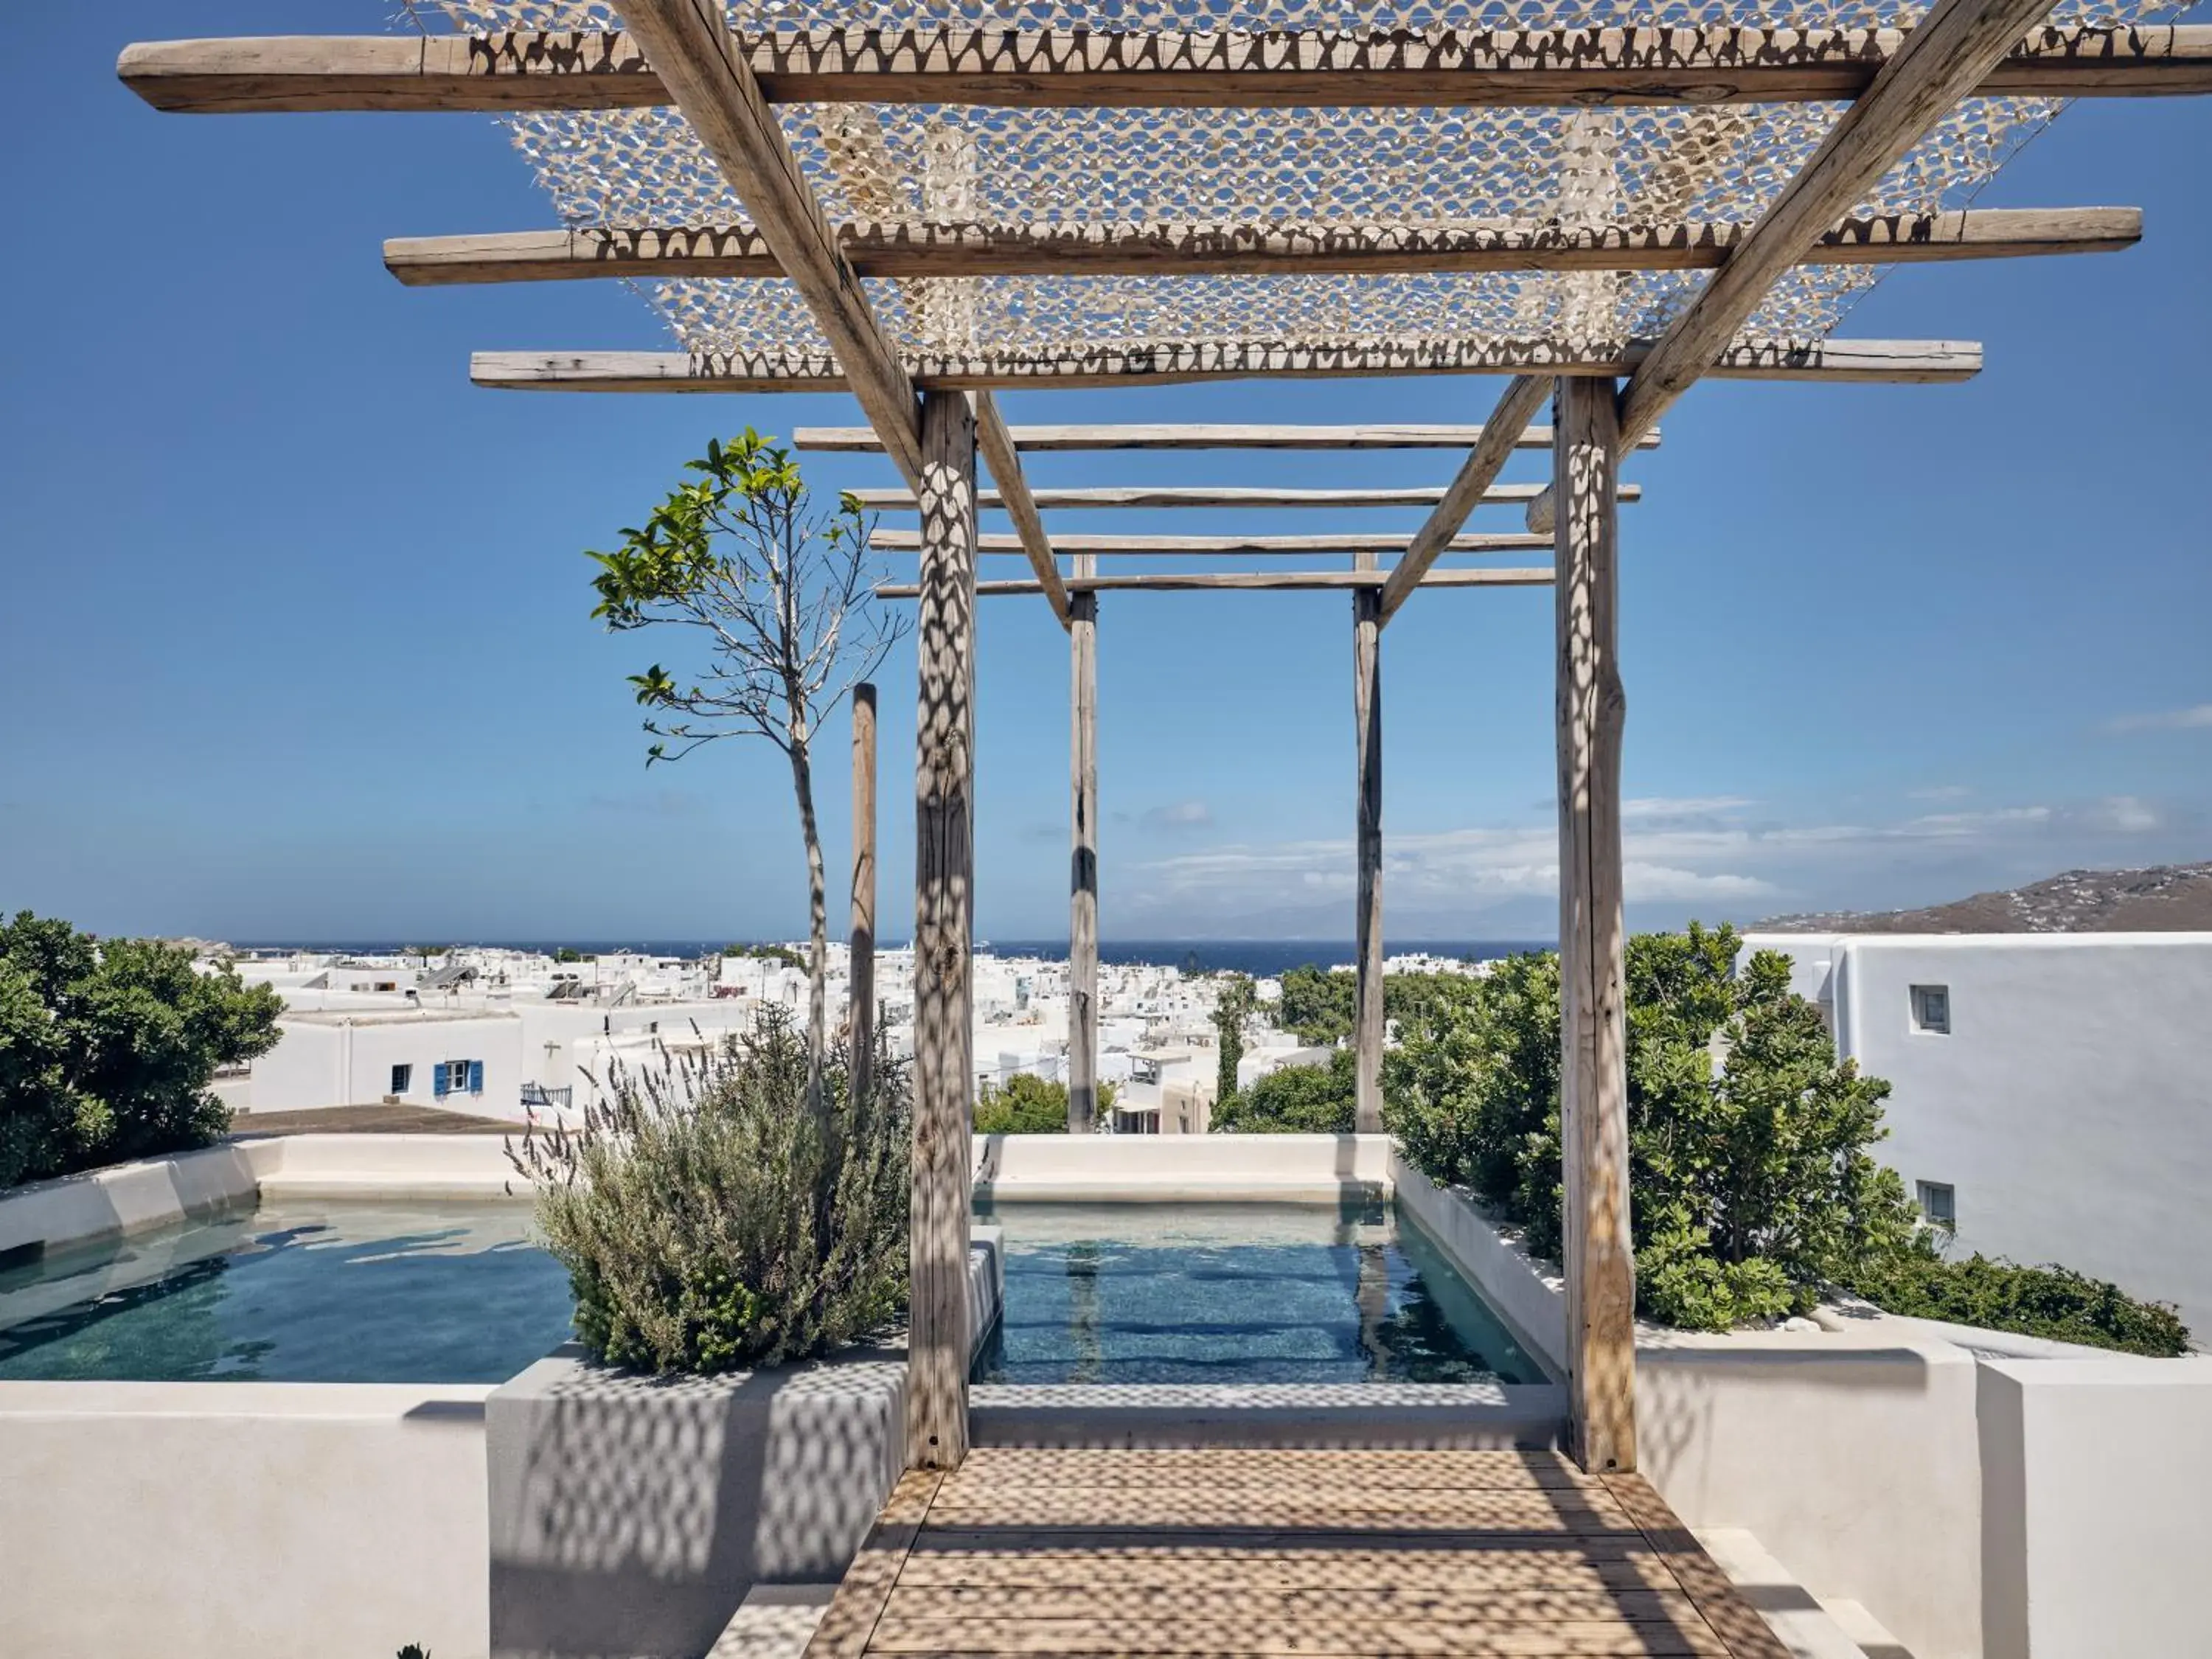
[0,913,283,1189]
[974,1073,1116,1134]
[1846,1244,2189,1357]
[510,1009,908,1374]
[1212,1048,1358,1133]
[1385,926,1930,1331]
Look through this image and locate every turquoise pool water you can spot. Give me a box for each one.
[0,1200,574,1384]
[972,1200,1543,1386]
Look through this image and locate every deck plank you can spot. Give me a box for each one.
[866,1617,1730,1655]
[939,1450,1604,1494]
[801,1470,942,1659]
[893,1552,1683,1592]
[918,1492,1639,1532]
[885,1586,1708,1621]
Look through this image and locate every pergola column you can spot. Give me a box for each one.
[1553,375,1635,1473]
[911,389,978,1470]
[1352,585,1384,1134]
[1068,552,1099,1133]
[850,681,877,1112]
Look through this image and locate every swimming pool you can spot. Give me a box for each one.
[0,1199,574,1384]
[972,1200,1543,1385]
[1,1192,1540,1388]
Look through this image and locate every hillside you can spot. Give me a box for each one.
[1756,862,2212,934]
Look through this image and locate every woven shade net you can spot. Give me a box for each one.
[429,2,2137,357]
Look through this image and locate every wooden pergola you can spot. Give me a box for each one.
[121,1,2209,1482]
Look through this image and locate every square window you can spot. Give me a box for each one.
[1910,984,1951,1034]
[390,1063,412,1095]
[441,1060,473,1095]
[1917,1180,1956,1228]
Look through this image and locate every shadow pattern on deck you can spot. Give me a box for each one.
[801,1447,1791,1658]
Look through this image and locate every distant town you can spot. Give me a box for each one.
[209,941,1491,1136]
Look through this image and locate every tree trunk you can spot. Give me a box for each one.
[789,737,830,1121]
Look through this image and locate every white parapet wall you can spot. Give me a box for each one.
[0,1381,496,1659]
[974,1130,1393,1202]
[0,1141,260,1260]
[1977,1357,2212,1659]
[247,1130,520,1200]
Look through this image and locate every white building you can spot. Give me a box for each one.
[248,1009,526,1120]
[1742,931,2212,1332]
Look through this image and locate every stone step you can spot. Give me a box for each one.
[1696,1527,1912,1659]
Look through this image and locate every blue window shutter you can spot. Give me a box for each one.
[468,1060,484,1095]
[434,1064,450,1100]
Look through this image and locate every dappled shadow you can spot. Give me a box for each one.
[813,1444,1798,1658]
[489,1340,909,1659]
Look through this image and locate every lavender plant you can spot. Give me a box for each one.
[509,1008,908,1374]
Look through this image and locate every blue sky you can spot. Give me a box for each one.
[4,4,2208,945]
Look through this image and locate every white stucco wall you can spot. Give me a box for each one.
[1742,932,2212,1332]
[0,1382,493,1659]
[1976,1357,2212,1659]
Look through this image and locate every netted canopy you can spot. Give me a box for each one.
[428,2,2136,356]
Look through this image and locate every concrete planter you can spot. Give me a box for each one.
[488,1229,1003,1659]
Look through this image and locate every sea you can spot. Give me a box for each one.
[229,939,1550,975]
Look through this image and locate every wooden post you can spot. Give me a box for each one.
[911,389,977,1470]
[1352,586,1384,1135]
[849,683,877,1112]
[1553,375,1636,1474]
[1068,551,1100,1134]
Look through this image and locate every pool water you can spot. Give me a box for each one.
[0,1200,574,1384]
[972,1200,1543,1386]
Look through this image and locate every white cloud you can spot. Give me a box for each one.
[2106,703,2212,734]
[1142,799,1214,830]
[1907,785,1973,801]
[1624,863,1780,900]
[1903,806,2053,835]
[1621,796,1756,818]
[2087,796,2163,833]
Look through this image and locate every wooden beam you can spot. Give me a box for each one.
[612,0,922,489]
[388,208,2140,285]
[1554,376,1635,1477]
[869,531,1553,556]
[1377,375,1551,628]
[877,568,1556,597]
[1618,0,2068,452]
[1352,587,1385,1136]
[803,423,1665,453]
[972,391,1070,626]
[1068,554,1099,1136]
[122,26,2212,114]
[470,338,1983,393]
[852,482,1643,510]
[910,389,975,1471]
[849,682,877,1116]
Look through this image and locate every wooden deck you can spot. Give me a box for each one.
[801,1449,1790,1659]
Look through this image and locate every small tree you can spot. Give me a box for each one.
[589,431,908,1113]
[1276,964,1357,1046]
[1211,973,1256,1107]
[1211,1050,1358,1134]
[975,1074,1118,1135]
